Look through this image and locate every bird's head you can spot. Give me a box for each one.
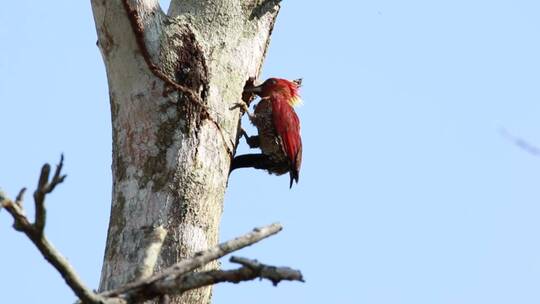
[246,78,302,107]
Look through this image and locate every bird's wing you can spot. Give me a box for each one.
[271,96,302,186]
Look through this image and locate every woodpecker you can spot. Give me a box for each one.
[231,78,303,188]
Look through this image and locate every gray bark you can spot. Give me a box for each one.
[90,0,281,303]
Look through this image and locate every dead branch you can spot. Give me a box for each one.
[113,256,304,303]
[2,157,302,303]
[0,155,103,304]
[96,223,302,303]
[100,223,283,298]
[229,256,304,285]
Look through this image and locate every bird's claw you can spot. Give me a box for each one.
[231,102,249,113]
[239,128,249,139]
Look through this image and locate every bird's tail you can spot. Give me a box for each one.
[289,170,299,188]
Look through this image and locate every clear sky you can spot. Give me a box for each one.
[2,0,540,303]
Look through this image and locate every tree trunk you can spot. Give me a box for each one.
[90,1,280,303]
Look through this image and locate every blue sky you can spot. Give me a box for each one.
[2,0,540,303]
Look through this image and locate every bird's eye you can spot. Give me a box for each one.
[270,79,277,85]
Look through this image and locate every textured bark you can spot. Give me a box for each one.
[90,0,280,303]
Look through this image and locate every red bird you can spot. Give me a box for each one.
[232,78,303,188]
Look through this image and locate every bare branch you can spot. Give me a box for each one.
[0,189,6,212]
[230,256,304,285]
[15,187,26,208]
[45,154,67,193]
[33,163,51,232]
[4,160,299,304]
[33,154,67,233]
[2,157,102,304]
[102,223,283,297]
[116,256,303,302]
[2,198,32,232]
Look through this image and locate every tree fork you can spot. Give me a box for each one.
[90,1,282,303]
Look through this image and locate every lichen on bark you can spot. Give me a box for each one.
[91,0,282,303]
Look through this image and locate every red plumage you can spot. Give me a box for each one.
[249,78,303,187]
[271,93,302,187]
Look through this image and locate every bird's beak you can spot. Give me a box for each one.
[244,84,263,94]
